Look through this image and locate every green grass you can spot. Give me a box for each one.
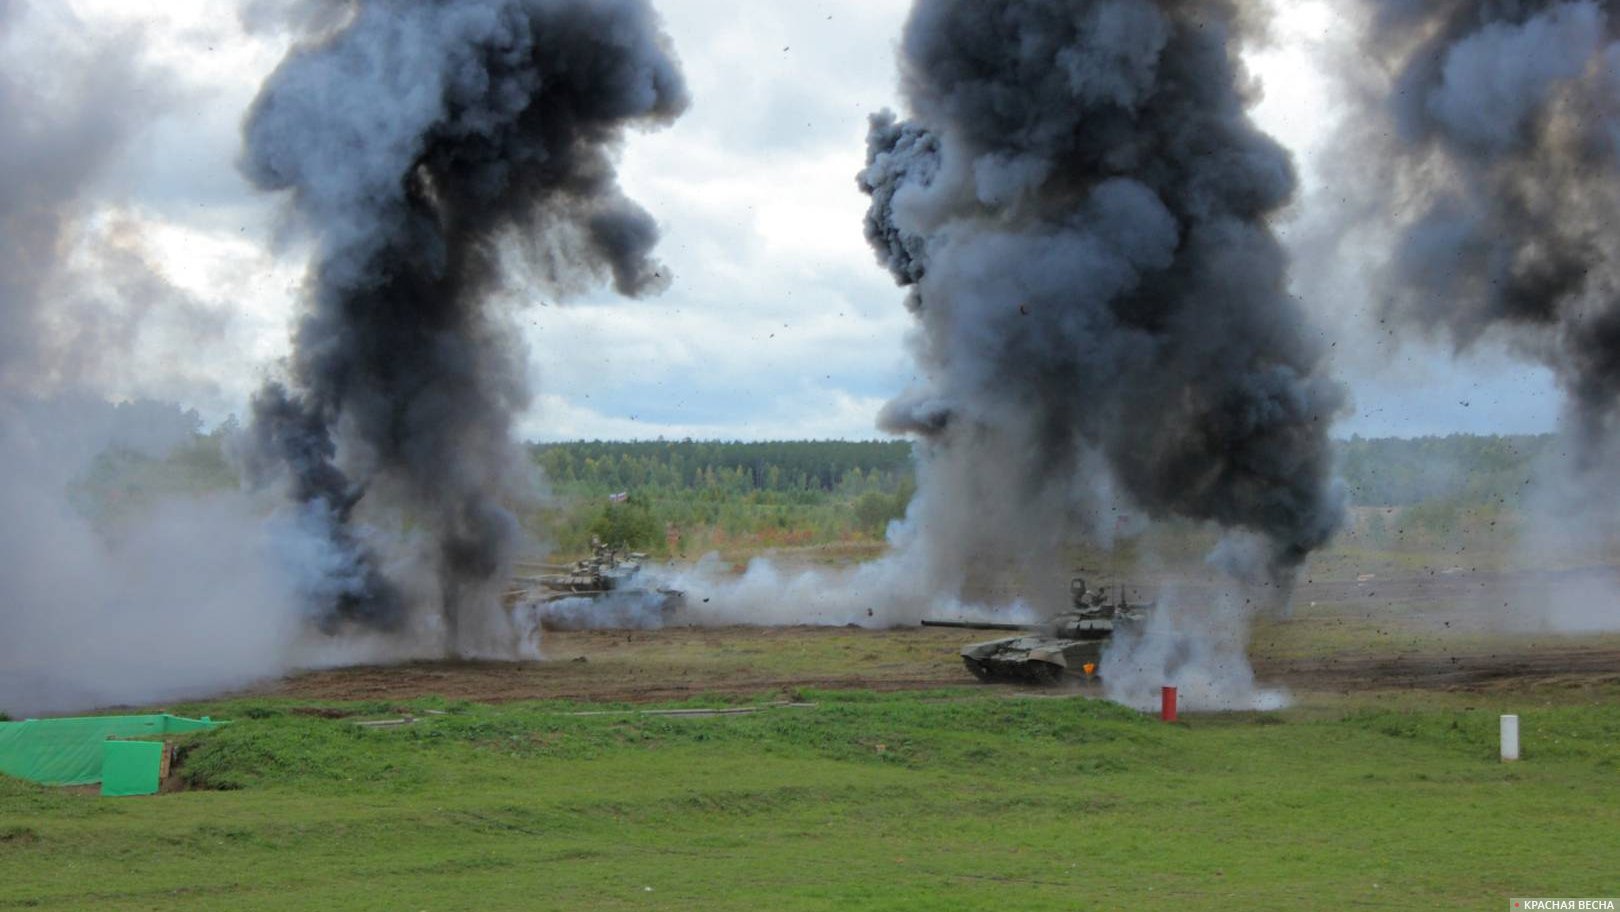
[3,689,1617,911]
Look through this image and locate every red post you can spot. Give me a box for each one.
[1160,686,1178,722]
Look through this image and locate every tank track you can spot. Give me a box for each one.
[963,657,1066,686]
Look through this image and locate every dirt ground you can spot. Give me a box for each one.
[1255,646,1620,693]
[258,614,1620,706]
[238,561,1620,705]
[260,636,1620,704]
[265,625,974,704]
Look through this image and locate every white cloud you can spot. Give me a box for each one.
[525,385,892,442]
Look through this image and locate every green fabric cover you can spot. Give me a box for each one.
[0,714,222,787]
[100,741,163,797]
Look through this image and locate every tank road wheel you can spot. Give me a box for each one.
[963,658,996,682]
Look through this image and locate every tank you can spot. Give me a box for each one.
[921,577,1149,685]
[520,537,685,629]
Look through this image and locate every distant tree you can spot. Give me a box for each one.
[587,495,660,550]
[853,489,910,536]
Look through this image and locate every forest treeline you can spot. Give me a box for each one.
[530,440,917,553]
[1336,433,1550,507]
[536,435,1554,506]
[78,430,1561,554]
[532,435,1559,552]
[532,440,914,495]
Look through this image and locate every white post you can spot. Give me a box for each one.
[1500,714,1520,762]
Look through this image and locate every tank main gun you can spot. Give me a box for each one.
[920,620,1029,631]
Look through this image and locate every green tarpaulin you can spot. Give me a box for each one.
[100,741,164,797]
[0,714,223,787]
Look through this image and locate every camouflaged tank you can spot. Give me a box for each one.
[922,577,1149,685]
[527,538,685,628]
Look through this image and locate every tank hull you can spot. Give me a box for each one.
[960,635,1104,685]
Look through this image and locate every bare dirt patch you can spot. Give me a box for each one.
[263,625,977,704]
[252,612,1620,704]
[1254,647,1620,693]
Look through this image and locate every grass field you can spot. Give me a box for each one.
[3,684,1618,911]
[6,540,1619,910]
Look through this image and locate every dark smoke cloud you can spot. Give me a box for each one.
[1344,0,1620,453]
[242,0,687,654]
[858,0,1346,583]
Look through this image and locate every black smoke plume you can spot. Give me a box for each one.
[242,0,687,654]
[858,0,1346,585]
[1345,0,1620,455]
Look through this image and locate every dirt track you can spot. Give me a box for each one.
[264,625,972,703]
[254,622,1620,704]
[270,663,964,704]
[1255,647,1620,693]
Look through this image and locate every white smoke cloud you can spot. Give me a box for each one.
[0,401,307,716]
[0,5,399,716]
[1102,580,1290,712]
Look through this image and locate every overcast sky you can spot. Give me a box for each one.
[38,0,1563,441]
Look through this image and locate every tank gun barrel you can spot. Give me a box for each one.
[921,619,1030,631]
